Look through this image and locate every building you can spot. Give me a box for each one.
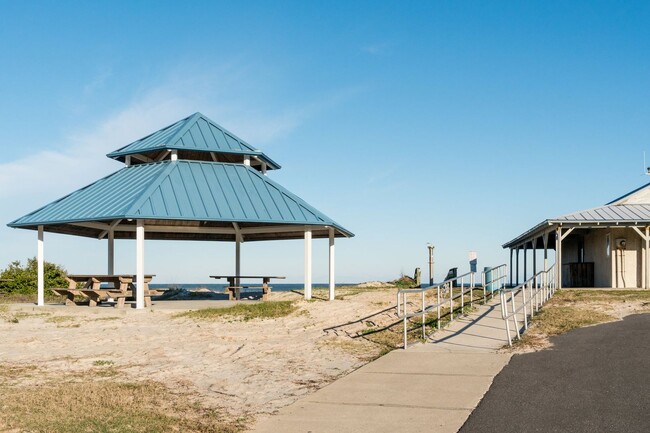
[503,183,650,289]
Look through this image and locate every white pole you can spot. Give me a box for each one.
[557,229,561,289]
[37,225,44,306]
[235,234,241,287]
[646,226,649,289]
[108,229,115,275]
[645,226,650,289]
[329,227,335,301]
[304,227,312,300]
[136,219,145,309]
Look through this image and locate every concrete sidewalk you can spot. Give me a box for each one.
[249,298,516,433]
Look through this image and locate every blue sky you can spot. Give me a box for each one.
[1,1,649,283]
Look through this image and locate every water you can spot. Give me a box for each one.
[149,283,355,293]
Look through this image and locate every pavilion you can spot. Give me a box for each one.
[8,112,354,308]
[503,182,650,289]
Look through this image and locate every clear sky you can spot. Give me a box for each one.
[1,1,649,284]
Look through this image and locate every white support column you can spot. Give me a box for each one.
[261,163,267,175]
[532,238,537,276]
[516,248,520,285]
[328,228,335,301]
[233,222,242,287]
[304,227,312,300]
[136,219,145,309]
[37,225,44,306]
[646,226,649,289]
[543,232,549,273]
[509,248,513,287]
[125,155,132,167]
[556,227,562,289]
[243,155,251,166]
[108,229,115,275]
[171,150,178,162]
[523,244,528,282]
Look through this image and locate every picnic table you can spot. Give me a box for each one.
[209,275,285,300]
[52,274,158,308]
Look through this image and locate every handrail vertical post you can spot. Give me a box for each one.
[437,285,441,329]
[422,290,426,339]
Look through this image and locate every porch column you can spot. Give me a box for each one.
[644,226,650,289]
[543,232,549,273]
[509,248,513,287]
[532,238,537,276]
[328,227,335,301]
[556,227,562,289]
[516,247,520,286]
[646,226,649,289]
[136,219,145,309]
[37,225,44,307]
[523,244,528,282]
[108,229,115,275]
[304,227,312,300]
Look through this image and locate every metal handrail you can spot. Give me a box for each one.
[396,271,476,349]
[500,265,557,346]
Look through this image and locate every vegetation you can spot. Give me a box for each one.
[176,301,297,321]
[512,289,650,349]
[0,365,245,433]
[0,258,68,295]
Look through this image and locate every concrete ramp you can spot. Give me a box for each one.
[249,298,514,433]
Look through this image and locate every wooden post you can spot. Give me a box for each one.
[136,219,145,309]
[37,225,44,307]
[329,228,335,301]
[523,244,528,282]
[304,227,312,300]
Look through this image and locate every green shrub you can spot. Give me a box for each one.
[0,258,68,295]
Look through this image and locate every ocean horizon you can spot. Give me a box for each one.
[149,283,358,293]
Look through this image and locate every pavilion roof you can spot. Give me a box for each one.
[106,112,281,170]
[8,160,353,241]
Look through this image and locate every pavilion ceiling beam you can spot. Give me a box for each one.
[132,154,154,163]
[70,222,236,235]
[98,219,123,240]
[155,150,171,162]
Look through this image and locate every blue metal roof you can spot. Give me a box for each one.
[106,113,281,170]
[8,161,353,240]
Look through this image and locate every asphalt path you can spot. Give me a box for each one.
[459,313,650,433]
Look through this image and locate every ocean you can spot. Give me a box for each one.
[149,283,356,293]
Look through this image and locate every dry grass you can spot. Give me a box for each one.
[175,300,297,321]
[511,289,650,351]
[0,364,245,433]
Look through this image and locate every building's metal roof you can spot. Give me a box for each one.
[503,183,650,249]
[106,112,281,170]
[8,160,353,241]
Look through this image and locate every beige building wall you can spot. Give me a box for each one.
[561,228,645,288]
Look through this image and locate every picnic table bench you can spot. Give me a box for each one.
[209,275,285,300]
[51,274,159,308]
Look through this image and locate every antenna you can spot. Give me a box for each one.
[645,152,650,176]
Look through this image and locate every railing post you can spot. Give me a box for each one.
[450,283,454,321]
[437,285,441,329]
[422,290,426,339]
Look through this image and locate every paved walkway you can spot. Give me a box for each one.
[249,296,517,433]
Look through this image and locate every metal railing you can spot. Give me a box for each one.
[481,264,508,301]
[396,271,476,349]
[500,265,557,346]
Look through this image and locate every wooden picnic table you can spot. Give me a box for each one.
[209,275,285,300]
[52,274,158,308]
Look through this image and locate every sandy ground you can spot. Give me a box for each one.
[0,288,400,423]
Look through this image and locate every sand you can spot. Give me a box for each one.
[0,288,400,424]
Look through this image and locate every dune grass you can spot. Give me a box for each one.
[0,364,245,433]
[176,300,297,321]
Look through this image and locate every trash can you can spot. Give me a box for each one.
[484,266,493,292]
